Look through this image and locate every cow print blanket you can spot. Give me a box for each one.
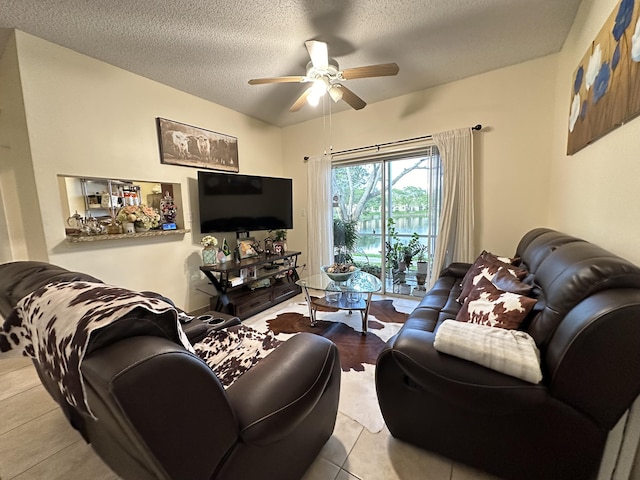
[0,280,194,418]
[194,325,281,387]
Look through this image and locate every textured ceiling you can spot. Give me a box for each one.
[0,0,581,127]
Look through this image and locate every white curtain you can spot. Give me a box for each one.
[306,154,333,273]
[430,128,475,286]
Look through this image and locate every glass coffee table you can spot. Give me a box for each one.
[296,270,382,334]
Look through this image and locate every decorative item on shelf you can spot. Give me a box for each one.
[273,241,285,256]
[66,211,84,235]
[268,229,287,252]
[82,216,105,235]
[116,204,161,232]
[220,238,232,263]
[264,237,274,254]
[200,235,219,265]
[106,221,122,235]
[122,222,135,234]
[238,238,259,259]
[160,191,178,230]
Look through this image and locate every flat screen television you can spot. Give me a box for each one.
[198,171,293,233]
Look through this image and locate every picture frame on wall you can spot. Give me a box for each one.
[156,117,239,172]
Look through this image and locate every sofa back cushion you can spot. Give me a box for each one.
[524,242,640,348]
[515,229,584,274]
[0,261,101,319]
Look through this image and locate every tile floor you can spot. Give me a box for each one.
[0,294,500,480]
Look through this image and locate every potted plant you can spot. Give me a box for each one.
[402,232,423,268]
[416,244,429,275]
[333,218,358,264]
[385,218,403,272]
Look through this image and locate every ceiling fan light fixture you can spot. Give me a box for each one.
[328,85,343,102]
[248,40,399,113]
[307,79,327,107]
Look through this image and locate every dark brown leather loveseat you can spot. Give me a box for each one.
[0,261,341,480]
[376,228,640,480]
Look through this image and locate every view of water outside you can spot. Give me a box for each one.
[332,148,441,295]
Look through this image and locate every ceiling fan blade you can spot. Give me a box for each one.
[341,63,399,80]
[305,40,329,70]
[290,87,313,112]
[248,76,307,85]
[339,85,366,110]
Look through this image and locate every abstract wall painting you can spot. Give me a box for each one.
[567,0,640,155]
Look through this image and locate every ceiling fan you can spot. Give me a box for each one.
[248,40,399,112]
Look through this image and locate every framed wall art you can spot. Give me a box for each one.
[156,117,239,172]
[567,0,640,155]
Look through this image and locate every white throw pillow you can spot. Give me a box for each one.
[434,319,543,384]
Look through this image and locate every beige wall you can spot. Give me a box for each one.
[5,0,640,311]
[0,32,47,263]
[549,0,640,265]
[283,54,559,265]
[4,31,283,311]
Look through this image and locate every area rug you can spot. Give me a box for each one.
[244,296,414,433]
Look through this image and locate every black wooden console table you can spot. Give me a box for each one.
[199,251,302,319]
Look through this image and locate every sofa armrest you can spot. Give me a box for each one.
[82,336,237,480]
[390,327,547,413]
[439,262,471,279]
[226,333,339,445]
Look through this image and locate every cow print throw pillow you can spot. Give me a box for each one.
[456,277,537,330]
[458,252,527,303]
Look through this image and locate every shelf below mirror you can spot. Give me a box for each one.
[65,228,190,243]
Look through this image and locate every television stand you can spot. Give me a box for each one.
[199,251,302,319]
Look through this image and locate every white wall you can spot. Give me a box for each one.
[549,0,640,266]
[6,31,284,312]
[283,54,559,265]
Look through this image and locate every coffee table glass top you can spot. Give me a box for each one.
[296,270,382,293]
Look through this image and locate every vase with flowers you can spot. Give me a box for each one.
[201,235,219,265]
[116,205,161,232]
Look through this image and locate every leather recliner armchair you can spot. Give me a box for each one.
[0,261,341,480]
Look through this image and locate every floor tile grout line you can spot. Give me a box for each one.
[0,382,54,403]
[0,363,37,381]
[7,437,88,480]
[0,406,64,438]
[339,424,366,473]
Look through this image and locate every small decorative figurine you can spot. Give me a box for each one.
[160,191,177,226]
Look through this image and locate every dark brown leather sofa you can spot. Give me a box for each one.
[0,261,341,480]
[376,228,640,480]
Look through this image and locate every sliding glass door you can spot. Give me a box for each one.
[332,146,441,296]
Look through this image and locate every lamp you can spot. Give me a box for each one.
[307,79,328,107]
[328,85,343,103]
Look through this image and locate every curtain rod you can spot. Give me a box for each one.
[303,124,482,161]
